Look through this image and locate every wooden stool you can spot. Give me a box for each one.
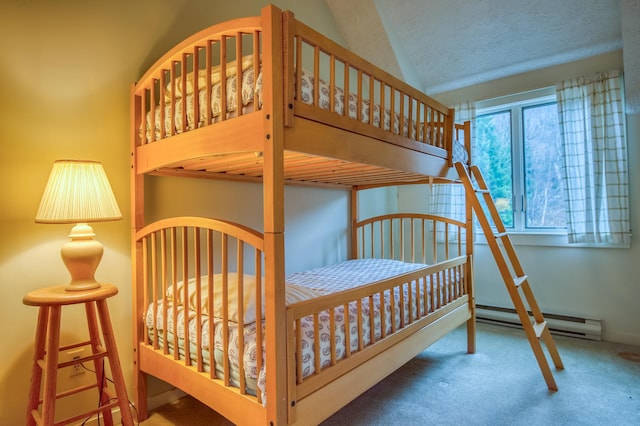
[23,284,133,426]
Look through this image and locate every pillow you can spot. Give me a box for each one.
[167,273,262,324]
[164,54,255,102]
[453,138,469,164]
[285,282,324,304]
[167,273,323,324]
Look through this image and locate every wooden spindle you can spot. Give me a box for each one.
[207,229,216,379]
[194,228,203,371]
[170,228,179,360]
[151,233,159,351]
[220,37,228,122]
[160,230,169,355]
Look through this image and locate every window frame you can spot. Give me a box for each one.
[474,87,570,247]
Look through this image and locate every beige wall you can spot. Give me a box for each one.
[0,1,344,423]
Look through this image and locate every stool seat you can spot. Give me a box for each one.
[24,284,118,306]
[24,284,133,426]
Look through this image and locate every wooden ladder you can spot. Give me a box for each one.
[455,162,564,390]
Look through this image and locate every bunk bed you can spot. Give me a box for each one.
[130,5,475,425]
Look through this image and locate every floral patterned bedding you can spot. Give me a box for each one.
[144,258,460,400]
[142,63,468,164]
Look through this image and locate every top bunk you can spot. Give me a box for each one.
[130,4,470,189]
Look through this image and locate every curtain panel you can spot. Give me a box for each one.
[556,70,630,246]
[430,102,475,241]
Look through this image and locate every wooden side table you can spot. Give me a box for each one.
[23,284,133,426]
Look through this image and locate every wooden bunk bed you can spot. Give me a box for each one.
[130,5,475,425]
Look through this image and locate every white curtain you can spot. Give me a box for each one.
[431,102,475,239]
[555,70,630,246]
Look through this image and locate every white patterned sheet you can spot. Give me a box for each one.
[297,71,444,147]
[281,259,459,382]
[145,258,461,401]
[146,303,263,395]
[286,258,430,294]
[142,64,468,164]
[143,56,261,142]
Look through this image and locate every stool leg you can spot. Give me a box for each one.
[95,299,134,426]
[85,301,114,426]
[42,305,61,426]
[26,306,49,426]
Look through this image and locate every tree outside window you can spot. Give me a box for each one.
[475,93,565,233]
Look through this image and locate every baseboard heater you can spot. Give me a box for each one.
[476,304,602,341]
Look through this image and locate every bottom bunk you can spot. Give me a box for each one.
[132,213,475,425]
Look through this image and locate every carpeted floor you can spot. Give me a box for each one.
[142,322,640,425]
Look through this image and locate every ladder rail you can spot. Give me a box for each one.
[455,162,564,391]
[468,166,526,277]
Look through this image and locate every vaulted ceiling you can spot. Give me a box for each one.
[326,0,623,95]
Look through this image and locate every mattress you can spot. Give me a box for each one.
[144,258,459,400]
[142,61,469,164]
[143,55,259,142]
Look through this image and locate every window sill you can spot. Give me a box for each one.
[474,231,630,248]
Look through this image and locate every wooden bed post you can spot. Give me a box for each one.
[446,108,456,167]
[461,121,476,354]
[350,188,359,260]
[261,5,288,425]
[129,83,148,420]
[282,10,296,128]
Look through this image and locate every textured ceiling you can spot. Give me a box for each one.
[326,0,623,95]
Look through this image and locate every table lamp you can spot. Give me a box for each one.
[35,160,122,291]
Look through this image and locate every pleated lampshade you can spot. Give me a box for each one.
[35,160,122,224]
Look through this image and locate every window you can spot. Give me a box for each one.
[475,88,565,234]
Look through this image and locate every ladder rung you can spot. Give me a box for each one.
[476,189,490,194]
[533,321,548,338]
[56,382,100,399]
[494,231,509,239]
[59,340,92,353]
[102,386,115,400]
[30,409,41,425]
[513,275,528,287]
[58,348,107,369]
[54,401,120,426]
[37,349,108,372]
[36,383,101,406]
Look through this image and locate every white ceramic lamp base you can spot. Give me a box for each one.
[61,223,103,291]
